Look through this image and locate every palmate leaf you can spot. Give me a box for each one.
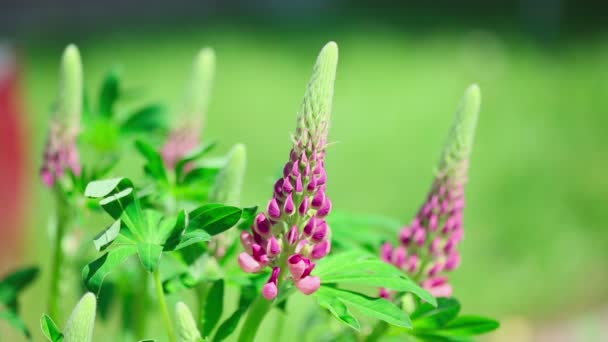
[172,231,212,251]
[137,243,163,273]
[315,286,411,329]
[315,250,436,306]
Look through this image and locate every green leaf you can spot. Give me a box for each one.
[137,243,163,273]
[237,206,258,231]
[175,302,202,342]
[121,104,167,134]
[82,245,138,293]
[93,220,122,251]
[40,314,64,341]
[1,310,31,339]
[98,69,120,118]
[0,266,39,304]
[175,142,216,180]
[163,210,189,251]
[163,272,198,295]
[212,286,256,342]
[412,298,461,329]
[100,188,136,220]
[180,167,220,186]
[315,290,360,331]
[428,316,499,337]
[203,280,224,336]
[316,286,411,328]
[173,231,212,251]
[188,204,242,236]
[315,251,436,306]
[135,140,168,184]
[64,293,97,342]
[84,178,131,198]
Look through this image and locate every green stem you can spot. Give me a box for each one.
[48,191,69,319]
[237,295,273,342]
[274,312,285,340]
[154,270,176,342]
[135,270,148,339]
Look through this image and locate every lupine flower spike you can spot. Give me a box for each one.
[40,45,83,187]
[381,84,481,298]
[162,47,215,169]
[239,42,338,300]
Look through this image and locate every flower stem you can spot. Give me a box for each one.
[48,190,69,319]
[237,295,273,342]
[154,269,176,342]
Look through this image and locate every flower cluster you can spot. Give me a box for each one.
[161,124,200,169]
[40,45,82,187]
[238,42,338,300]
[380,85,480,298]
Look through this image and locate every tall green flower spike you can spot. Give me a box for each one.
[210,143,247,206]
[175,302,202,342]
[184,47,216,122]
[41,292,97,342]
[162,47,216,169]
[56,44,83,132]
[41,44,83,187]
[297,41,338,145]
[437,84,481,182]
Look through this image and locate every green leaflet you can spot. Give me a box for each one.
[188,203,243,236]
[0,266,39,339]
[315,250,436,306]
[298,41,339,135]
[411,297,461,329]
[137,243,164,273]
[175,302,202,342]
[40,315,63,341]
[315,286,412,328]
[120,104,168,134]
[437,84,481,178]
[315,290,360,331]
[98,69,120,118]
[202,279,224,336]
[183,47,215,120]
[56,44,82,130]
[209,144,247,206]
[175,142,216,180]
[82,245,138,293]
[135,140,169,184]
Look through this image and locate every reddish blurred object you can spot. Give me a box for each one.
[0,44,26,269]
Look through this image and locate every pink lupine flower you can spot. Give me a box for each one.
[238,42,338,300]
[380,85,481,299]
[40,45,83,187]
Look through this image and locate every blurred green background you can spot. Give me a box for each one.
[2,1,608,341]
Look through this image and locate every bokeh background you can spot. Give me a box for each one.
[1,1,607,341]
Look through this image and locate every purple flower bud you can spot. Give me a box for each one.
[406,254,419,273]
[440,199,450,214]
[311,221,328,242]
[295,174,303,193]
[316,198,332,217]
[274,179,284,197]
[303,217,317,236]
[267,198,281,219]
[238,252,263,273]
[284,193,295,215]
[300,153,308,167]
[254,213,271,236]
[429,215,439,232]
[316,169,327,186]
[283,162,292,177]
[381,242,393,262]
[399,227,412,245]
[427,262,444,277]
[392,246,407,268]
[282,177,294,193]
[379,288,391,299]
[240,231,254,254]
[311,190,325,209]
[267,236,281,257]
[291,161,300,177]
[299,196,309,215]
[262,267,281,300]
[422,277,452,298]
[430,237,443,256]
[287,225,299,245]
[444,252,461,271]
[288,254,306,281]
[307,176,318,191]
[296,276,320,295]
[311,240,331,259]
[413,227,426,246]
[290,149,298,162]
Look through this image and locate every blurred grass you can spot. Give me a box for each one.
[6,24,608,340]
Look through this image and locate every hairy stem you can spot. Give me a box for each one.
[237,295,273,342]
[154,270,176,342]
[48,190,69,319]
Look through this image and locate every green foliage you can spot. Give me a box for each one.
[0,266,39,339]
[40,315,63,341]
[202,279,224,337]
[41,293,97,342]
